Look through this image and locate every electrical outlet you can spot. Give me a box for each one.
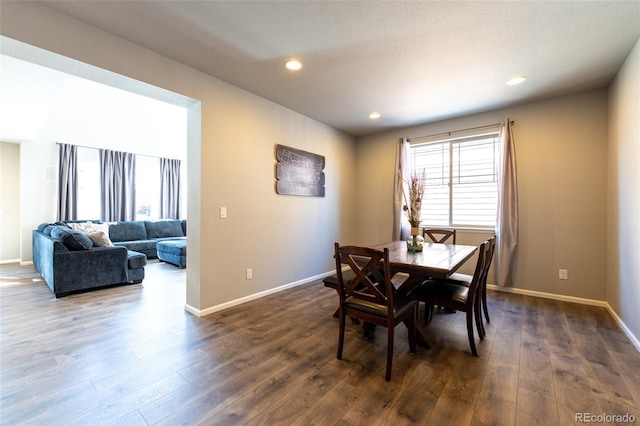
[246,268,253,280]
[559,269,568,280]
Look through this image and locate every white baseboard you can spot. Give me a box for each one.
[486,284,608,307]
[602,303,640,352]
[0,260,35,266]
[487,284,640,352]
[184,270,337,318]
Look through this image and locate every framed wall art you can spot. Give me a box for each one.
[275,144,325,197]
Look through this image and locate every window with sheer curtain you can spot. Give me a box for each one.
[410,132,499,229]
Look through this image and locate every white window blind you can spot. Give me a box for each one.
[411,132,499,229]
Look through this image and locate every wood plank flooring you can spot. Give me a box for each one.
[1,261,639,425]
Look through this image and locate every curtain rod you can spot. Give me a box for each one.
[55,142,180,161]
[410,120,515,142]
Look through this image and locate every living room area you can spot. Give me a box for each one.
[0,52,189,292]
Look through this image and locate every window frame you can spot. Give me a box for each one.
[410,131,500,231]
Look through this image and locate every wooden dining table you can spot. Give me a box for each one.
[372,240,477,290]
[371,240,478,346]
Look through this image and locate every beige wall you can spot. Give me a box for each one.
[607,39,640,340]
[18,140,59,262]
[356,89,609,301]
[0,142,21,262]
[1,2,357,312]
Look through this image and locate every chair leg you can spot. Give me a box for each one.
[385,326,394,381]
[363,321,375,339]
[475,297,485,340]
[466,310,478,357]
[337,310,345,360]
[424,303,434,325]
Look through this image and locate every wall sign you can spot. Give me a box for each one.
[275,144,325,197]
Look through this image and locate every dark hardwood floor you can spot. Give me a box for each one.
[1,261,639,425]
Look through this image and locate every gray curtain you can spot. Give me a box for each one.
[496,118,518,286]
[57,143,78,221]
[393,137,411,241]
[100,149,136,222]
[160,158,182,219]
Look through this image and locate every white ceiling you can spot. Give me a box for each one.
[0,54,188,158]
[12,1,640,136]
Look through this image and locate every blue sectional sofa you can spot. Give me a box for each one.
[108,219,186,259]
[32,219,186,297]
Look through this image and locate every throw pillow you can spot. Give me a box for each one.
[50,226,72,240]
[62,231,94,251]
[68,221,98,234]
[93,223,110,235]
[43,225,56,236]
[88,231,114,247]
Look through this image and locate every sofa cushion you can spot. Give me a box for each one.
[157,240,186,269]
[127,251,147,269]
[157,239,187,256]
[113,240,157,253]
[51,227,94,251]
[109,221,147,242]
[145,220,185,239]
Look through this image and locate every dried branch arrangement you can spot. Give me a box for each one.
[399,169,427,224]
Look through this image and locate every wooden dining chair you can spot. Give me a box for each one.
[423,228,457,244]
[422,228,457,315]
[408,239,489,357]
[334,243,418,381]
[447,236,496,338]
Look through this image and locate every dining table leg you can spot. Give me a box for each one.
[394,272,435,348]
[400,317,432,348]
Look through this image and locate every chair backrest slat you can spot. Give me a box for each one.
[464,240,489,307]
[423,228,456,244]
[334,243,393,314]
[480,236,496,286]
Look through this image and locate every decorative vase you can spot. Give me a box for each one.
[406,220,424,252]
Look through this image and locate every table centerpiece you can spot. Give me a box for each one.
[400,169,427,252]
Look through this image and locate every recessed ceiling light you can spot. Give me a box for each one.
[506,76,527,86]
[285,59,303,71]
[369,112,381,119]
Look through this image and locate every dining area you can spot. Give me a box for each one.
[325,229,496,381]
